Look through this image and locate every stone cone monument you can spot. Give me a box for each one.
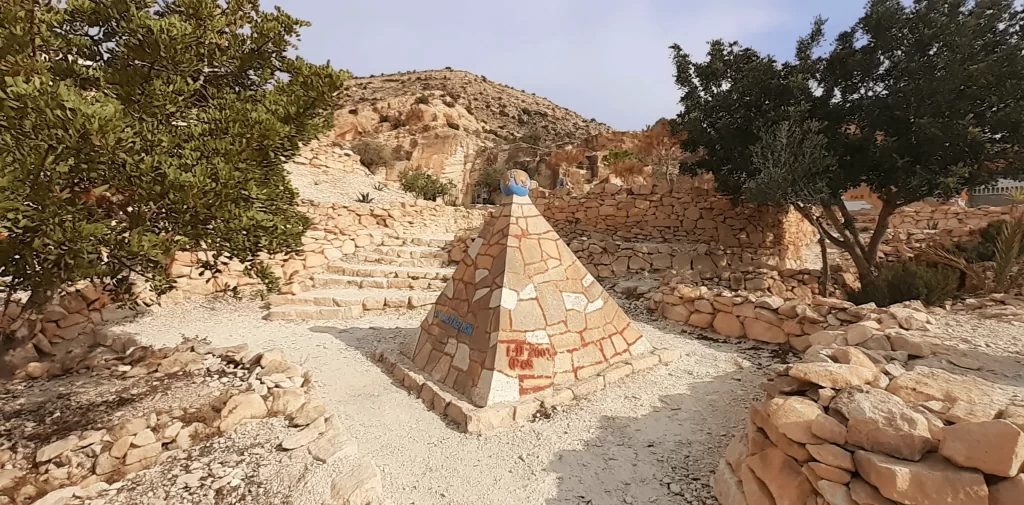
[404,192,654,408]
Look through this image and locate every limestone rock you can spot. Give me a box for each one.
[938,420,1024,477]
[808,462,851,484]
[848,478,895,505]
[94,453,122,476]
[747,447,815,505]
[817,481,856,505]
[806,444,855,472]
[281,416,325,450]
[329,460,383,505]
[740,462,777,505]
[219,392,268,432]
[751,401,813,462]
[291,400,327,426]
[768,396,825,444]
[123,442,161,466]
[745,318,788,343]
[110,417,148,441]
[156,351,203,374]
[789,363,881,390]
[854,451,987,505]
[109,436,132,459]
[944,401,1000,424]
[831,386,934,461]
[0,470,24,491]
[713,312,744,338]
[36,435,79,463]
[308,428,357,464]
[989,474,1024,505]
[832,347,876,371]
[269,388,306,416]
[886,366,1009,406]
[713,458,748,505]
[131,429,156,447]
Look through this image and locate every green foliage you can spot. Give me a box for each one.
[399,169,456,201]
[744,118,835,208]
[355,192,375,204]
[0,0,348,315]
[372,182,387,191]
[415,94,431,105]
[846,260,961,307]
[672,1,1024,282]
[245,262,281,297]
[474,166,504,195]
[603,150,637,167]
[350,140,393,173]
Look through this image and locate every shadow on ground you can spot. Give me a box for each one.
[543,367,752,505]
[309,323,418,360]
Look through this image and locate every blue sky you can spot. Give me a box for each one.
[262,1,866,131]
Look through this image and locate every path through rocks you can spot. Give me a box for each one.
[110,297,796,505]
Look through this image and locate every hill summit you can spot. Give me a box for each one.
[339,69,612,145]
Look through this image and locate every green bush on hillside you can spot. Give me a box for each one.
[0,1,348,325]
[400,169,456,201]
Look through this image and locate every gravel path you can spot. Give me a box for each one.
[109,297,793,505]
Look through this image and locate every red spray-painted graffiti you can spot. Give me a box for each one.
[505,343,555,371]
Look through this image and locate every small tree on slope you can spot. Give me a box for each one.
[0,0,348,335]
[672,0,1024,283]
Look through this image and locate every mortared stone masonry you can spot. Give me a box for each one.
[404,194,655,408]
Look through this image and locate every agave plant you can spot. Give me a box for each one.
[373,182,387,191]
[355,192,375,204]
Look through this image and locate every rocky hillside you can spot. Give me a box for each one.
[339,69,612,144]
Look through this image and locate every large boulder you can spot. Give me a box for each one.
[219,392,269,433]
[887,366,1012,406]
[938,420,1024,478]
[788,363,881,390]
[744,318,788,344]
[767,396,825,444]
[747,448,815,505]
[854,451,988,505]
[830,386,934,461]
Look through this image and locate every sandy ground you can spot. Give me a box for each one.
[109,297,796,505]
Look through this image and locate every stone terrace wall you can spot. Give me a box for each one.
[167,200,491,297]
[713,317,1024,505]
[856,203,1013,234]
[533,177,818,270]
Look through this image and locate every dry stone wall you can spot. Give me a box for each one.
[166,200,491,297]
[533,177,818,270]
[713,316,1024,505]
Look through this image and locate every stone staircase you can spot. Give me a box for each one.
[265,237,455,321]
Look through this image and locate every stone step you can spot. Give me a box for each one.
[383,236,453,248]
[362,245,448,260]
[325,262,453,280]
[265,288,438,321]
[313,274,447,291]
[350,253,448,268]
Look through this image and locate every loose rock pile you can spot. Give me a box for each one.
[649,282,939,349]
[713,321,1024,505]
[1,340,381,505]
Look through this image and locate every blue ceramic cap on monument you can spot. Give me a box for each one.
[500,169,531,197]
